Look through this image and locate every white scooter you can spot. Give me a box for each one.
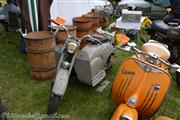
[48,21,114,115]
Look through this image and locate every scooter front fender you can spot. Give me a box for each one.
[111,104,138,120]
[52,68,69,96]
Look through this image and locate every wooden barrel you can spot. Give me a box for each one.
[96,11,104,27]
[103,16,110,28]
[73,17,93,38]
[51,25,77,45]
[95,11,110,28]
[26,31,56,80]
[83,12,100,32]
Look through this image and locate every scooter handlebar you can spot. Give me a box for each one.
[49,19,76,39]
[115,42,137,52]
[116,42,180,72]
[172,64,180,73]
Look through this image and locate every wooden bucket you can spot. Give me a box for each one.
[73,17,93,38]
[95,11,110,28]
[103,16,110,28]
[96,11,104,27]
[51,25,77,45]
[83,12,100,32]
[26,31,56,80]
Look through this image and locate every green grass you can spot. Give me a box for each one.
[0,31,180,120]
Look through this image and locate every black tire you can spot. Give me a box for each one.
[176,72,180,89]
[47,94,60,115]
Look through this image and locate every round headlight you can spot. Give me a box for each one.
[67,42,78,54]
[127,96,137,107]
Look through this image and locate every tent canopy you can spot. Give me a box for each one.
[50,0,111,25]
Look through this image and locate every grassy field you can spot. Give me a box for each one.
[0,31,180,120]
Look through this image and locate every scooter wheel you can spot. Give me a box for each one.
[176,72,180,89]
[47,94,60,115]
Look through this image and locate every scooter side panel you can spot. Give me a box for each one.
[82,43,113,65]
[110,58,171,118]
[90,57,103,78]
[81,44,104,62]
[110,58,143,105]
[75,42,113,86]
[137,66,171,118]
[101,43,114,65]
[75,51,92,85]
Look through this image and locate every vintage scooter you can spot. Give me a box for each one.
[47,23,82,114]
[110,41,180,120]
[48,20,114,114]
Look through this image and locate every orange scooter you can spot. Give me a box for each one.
[110,41,180,120]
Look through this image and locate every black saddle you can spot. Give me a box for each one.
[151,20,171,35]
[152,20,180,44]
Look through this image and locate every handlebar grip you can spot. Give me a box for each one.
[172,64,180,72]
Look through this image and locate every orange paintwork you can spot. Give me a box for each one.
[111,104,138,120]
[110,55,171,119]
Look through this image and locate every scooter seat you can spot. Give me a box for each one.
[151,20,171,35]
[167,28,180,44]
[90,33,113,43]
